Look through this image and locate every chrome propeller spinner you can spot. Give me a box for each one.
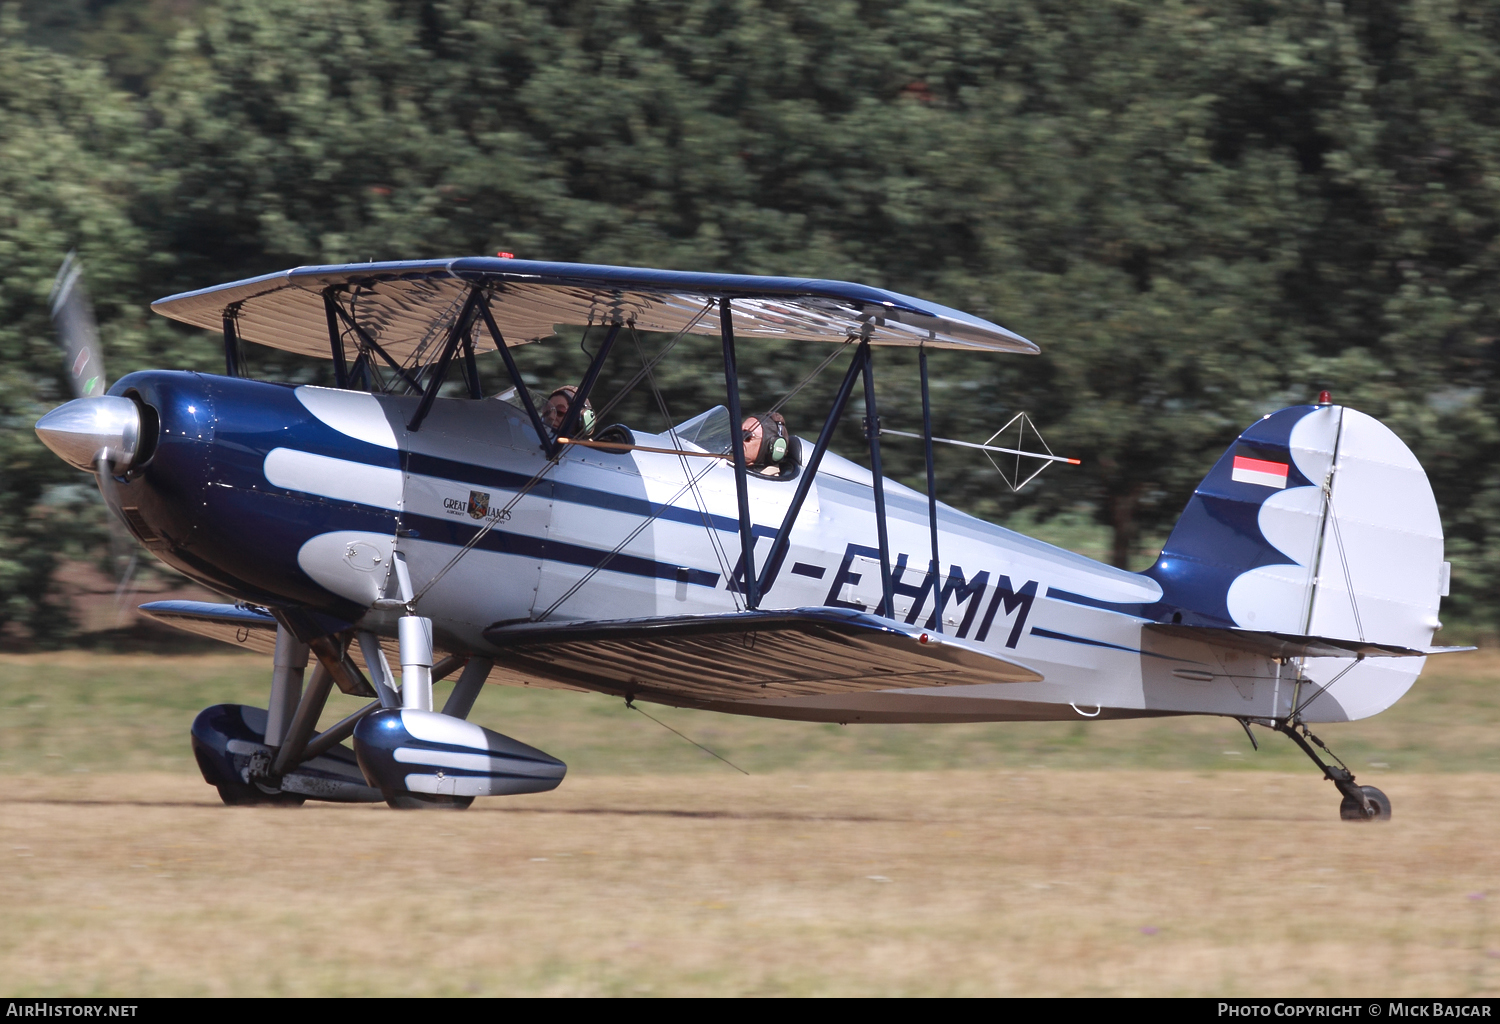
[35,395,142,474]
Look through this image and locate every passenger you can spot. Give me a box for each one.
[540,385,595,436]
[741,412,793,477]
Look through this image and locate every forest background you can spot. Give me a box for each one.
[2,0,1499,645]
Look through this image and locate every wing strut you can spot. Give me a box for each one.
[460,321,483,399]
[223,309,242,378]
[476,292,551,450]
[553,321,621,458]
[322,289,349,387]
[920,346,945,633]
[327,298,424,393]
[756,339,865,595]
[862,342,894,618]
[720,298,759,608]
[407,287,487,432]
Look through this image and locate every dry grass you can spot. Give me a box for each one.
[3,649,1498,995]
[5,649,1500,776]
[2,769,1499,996]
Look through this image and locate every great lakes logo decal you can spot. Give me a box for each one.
[442,489,508,521]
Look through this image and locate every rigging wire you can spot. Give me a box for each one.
[536,328,863,620]
[768,342,848,415]
[412,308,712,604]
[413,308,865,610]
[1323,488,1366,642]
[593,300,716,423]
[535,458,722,620]
[399,285,470,392]
[532,323,744,621]
[629,701,749,775]
[628,324,740,604]
[411,449,561,605]
[1292,655,1363,720]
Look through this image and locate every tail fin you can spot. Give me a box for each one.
[1146,402,1447,650]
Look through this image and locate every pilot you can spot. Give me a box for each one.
[741,412,794,477]
[541,385,595,436]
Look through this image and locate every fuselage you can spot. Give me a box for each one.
[103,370,1413,724]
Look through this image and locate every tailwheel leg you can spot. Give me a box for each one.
[1274,720,1390,822]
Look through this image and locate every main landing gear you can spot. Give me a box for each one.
[191,601,566,810]
[1263,718,1391,822]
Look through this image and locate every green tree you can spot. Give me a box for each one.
[9,0,1500,640]
[0,23,155,640]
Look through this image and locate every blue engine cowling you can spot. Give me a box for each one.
[190,703,382,804]
[352,708,567,805]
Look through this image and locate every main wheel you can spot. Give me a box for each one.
[215,784,305,807]
[1339,785,1391,822]
[385,793,475,810]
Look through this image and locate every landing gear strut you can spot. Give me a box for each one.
[1273,719,1391,822]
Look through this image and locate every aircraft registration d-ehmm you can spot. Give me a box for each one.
[34,257,1470,819]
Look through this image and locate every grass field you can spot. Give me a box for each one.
[1,650,1498,995]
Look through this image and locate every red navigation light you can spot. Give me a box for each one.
[1318,390,1333,406]
[497,252,515,259]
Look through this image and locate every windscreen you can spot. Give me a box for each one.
[673,405,731,454]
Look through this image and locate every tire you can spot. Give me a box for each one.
[1339,785,1391,822]
[215,784,305,807]
[385,793,475,810]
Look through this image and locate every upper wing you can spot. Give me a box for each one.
[150,257,1038,364]
[482,606,1043,704]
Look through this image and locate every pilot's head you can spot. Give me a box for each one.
[542,386,594,434]
[741,412,790,471]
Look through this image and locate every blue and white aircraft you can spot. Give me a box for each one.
[34,258,1468,818]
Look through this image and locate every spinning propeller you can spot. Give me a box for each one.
[37,253,144,624]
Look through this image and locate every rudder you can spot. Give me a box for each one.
[1146,402,1447,651]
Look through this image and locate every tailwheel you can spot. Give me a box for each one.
[1339,785,1391,822]
[385,793,474,811]
[1273,720,1391,824]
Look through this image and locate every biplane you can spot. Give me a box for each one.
[34,257,1468,818]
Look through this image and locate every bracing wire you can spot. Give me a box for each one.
[531,323,744,621]
[536,330,856,620]
[629,325,740,604]
[1293,655,1364,719]
[593,300,715,423]
[1323,488,1366,643]
[768,343,848,415]
[629,702,749,775]
[412,306,716,605]
[536,459,722,620]
[411,452,560,604]
[413,308,862,610]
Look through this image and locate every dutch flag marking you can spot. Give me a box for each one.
[1231,455,1289,489]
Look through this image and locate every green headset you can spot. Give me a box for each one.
[751,414,789,465]
[768,434,788,463]
[550,387,595,435]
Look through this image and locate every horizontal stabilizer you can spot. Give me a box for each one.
[1147,623,1474,660]
[483,607,1043,703]
[139,600,279,654]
